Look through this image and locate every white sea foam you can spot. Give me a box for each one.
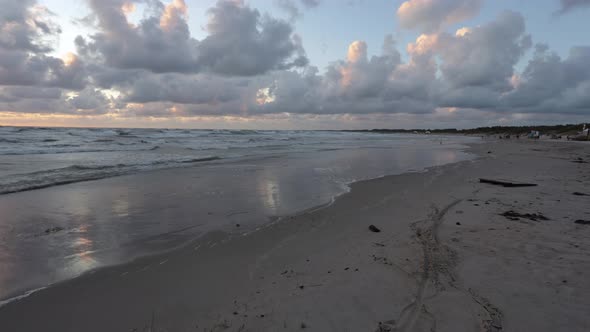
[0,128,455,195]
[0,287,48,308]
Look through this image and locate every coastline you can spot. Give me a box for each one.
[0,139,589,331]
[0,134,473,302]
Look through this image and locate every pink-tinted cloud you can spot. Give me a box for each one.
[397,0,483,32]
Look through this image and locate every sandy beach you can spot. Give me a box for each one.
[0,139,589,331]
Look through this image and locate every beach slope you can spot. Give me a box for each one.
[0,140,589,331]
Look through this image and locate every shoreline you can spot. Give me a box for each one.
[1,139,589,331]
[0,139,474,305]
[0,132,471,197]
[0,136,474,302]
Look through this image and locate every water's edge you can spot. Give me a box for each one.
[0,141,480,307]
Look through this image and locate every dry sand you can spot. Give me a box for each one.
[0,139,589,331]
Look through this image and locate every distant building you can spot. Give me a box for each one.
[529,131,540,139]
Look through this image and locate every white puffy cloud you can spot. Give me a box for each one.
[300,0,320,8]
[275,0,321,22]
[438,11,531,90]
[501,45,590,114]
[197,0,308,76]
[76,0,307,76]
[0,0,87,89]
[275,0,302,22]
[1,0,589,127]
[397,0,483,32]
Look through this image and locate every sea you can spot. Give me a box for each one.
[0,126,477,303]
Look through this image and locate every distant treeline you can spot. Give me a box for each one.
[347,123,587,136]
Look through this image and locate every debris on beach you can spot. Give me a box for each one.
[45,226,64,234]
[35,226,65,237]
[377,320,396,332]
[574,220,590,225]
[371,255,394,266]
[500,210,549,222]
[480,178,538,187]
[368,225,381,232]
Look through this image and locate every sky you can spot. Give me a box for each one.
[0,0,589,129]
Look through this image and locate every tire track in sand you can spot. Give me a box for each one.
[376,198,503,332]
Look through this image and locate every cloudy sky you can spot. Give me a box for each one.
[0,0,589,129]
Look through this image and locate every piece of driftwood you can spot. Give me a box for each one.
[479,178,538,187]
[368,225,381,233]
[501,210,549,221]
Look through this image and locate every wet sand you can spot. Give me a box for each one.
[1,139,589,331]
[0,142,471,301]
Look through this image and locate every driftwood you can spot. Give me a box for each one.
[479,178,538,187]
[368,225,381,233]
[501,210,549,221]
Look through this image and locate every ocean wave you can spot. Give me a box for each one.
[0,156,222,195]
[0,138,20,143]
[0,286,48,308]
[0,146,155,156]
[179,156,221,163]
[207,129,260,136]
[45,144,80,148]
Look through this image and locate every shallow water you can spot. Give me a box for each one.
[0,128,477,301]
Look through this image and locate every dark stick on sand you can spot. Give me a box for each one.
[479,178,538,187]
